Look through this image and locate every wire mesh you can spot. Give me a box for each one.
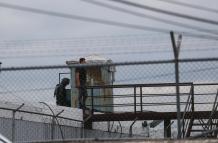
[0,59,218,141]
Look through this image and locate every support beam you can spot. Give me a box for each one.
[164,119,171,138]
[83,113,92,129]
[170,31,182,139]
[91,111,218,122]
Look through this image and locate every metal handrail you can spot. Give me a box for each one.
[87,82,193,89]
[205,90,218,136]
[183,89,218,138]
[88,82,193,113]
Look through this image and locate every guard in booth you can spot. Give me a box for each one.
[75,58,88,109]
[66,55,115,112]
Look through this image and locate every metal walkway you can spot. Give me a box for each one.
[84,82,218,138]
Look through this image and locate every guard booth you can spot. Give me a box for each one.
[66,55,115,112]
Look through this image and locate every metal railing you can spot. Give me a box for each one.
[181,83,194,138]
[87,82,193,114]
[205,90,218,137]
[181,84,218,138]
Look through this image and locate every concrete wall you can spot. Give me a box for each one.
[0,117,134,143]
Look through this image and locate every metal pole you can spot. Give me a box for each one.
[129,117,138,137]
[118,121,123,137]
[39,102,64,140]
[140,86,143,112]
[59,73,61,84]
[175,51,181,139]
[0,62,2,73]
[91,88,94,114]
[164,120,174,138]
[82,114,92,138]
[51,117,55,140]
[170,31,182,139]
[134,87,136,114]
[12,111,15,142]
[12,103,24,142]
[51,110,64,140]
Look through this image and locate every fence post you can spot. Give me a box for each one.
[12,103,24,142]
[0,62,2,72]
[170,31,182,139]
[191,84,195,113]
[52,110,64,140]
[134,86,136,114]
[39,102,64,141]
[91,88,94,114]
[12,111,15,142]
[51,117,55,140]
[129,117,138,137]
[164,119,171,138]
[140,86,143,112]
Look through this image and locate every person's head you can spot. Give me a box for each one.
[61,78,70,86]
[79,58,86,64]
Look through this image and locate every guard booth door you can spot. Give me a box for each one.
[86,66,113,112]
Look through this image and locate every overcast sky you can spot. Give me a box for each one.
[0,0,218,67]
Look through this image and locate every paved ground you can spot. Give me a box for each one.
[29,138,218,143]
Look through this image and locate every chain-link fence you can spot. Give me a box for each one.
[0,58,218,142]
